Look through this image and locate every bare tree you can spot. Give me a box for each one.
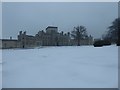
[71,25,88,46]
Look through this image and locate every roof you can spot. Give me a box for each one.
[46,26,58,30]
[1,39,18,41]
[26,35,34,38]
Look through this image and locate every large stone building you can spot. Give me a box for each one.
[0,26,93,49]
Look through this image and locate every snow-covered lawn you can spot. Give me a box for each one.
[0,50,2,90]
[2,45,118,88]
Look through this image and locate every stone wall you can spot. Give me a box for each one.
[1,40,19,49]
[0,40,2,49]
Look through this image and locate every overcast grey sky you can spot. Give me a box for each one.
[2,2,118,39]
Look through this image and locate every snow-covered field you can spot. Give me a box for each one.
[2,45,118,88]
[0,49,2,89]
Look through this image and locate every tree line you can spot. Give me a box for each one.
[59,18,119,47]
[102,18,120,46]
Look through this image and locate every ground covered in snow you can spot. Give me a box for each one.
[0,50,2,89]
[2,45,118,88]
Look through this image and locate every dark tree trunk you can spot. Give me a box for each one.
[23,45,24,48]
[56,42,59,46]
[77,38,80,46]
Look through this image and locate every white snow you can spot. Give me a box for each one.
[2,45,118,88]
[0,49,2,90]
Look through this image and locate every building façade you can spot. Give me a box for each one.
[0,26,94,49]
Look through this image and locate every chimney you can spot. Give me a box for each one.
[10,37,12,40]
[19,31,22,35]
[24,31,26,35]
